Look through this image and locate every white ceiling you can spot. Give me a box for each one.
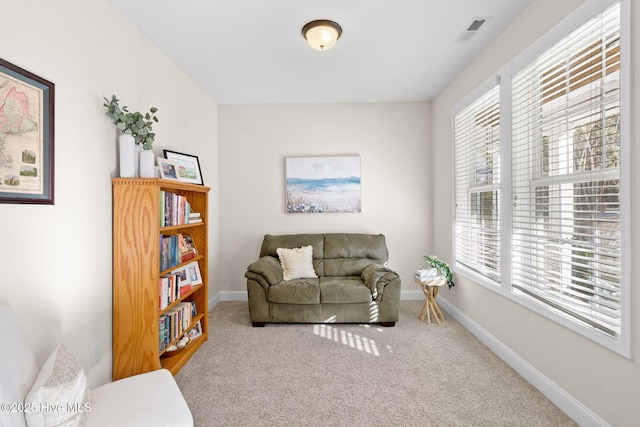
[109,0,532,105]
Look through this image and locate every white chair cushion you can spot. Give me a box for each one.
[85,369,193,427]
[0,305,38,427]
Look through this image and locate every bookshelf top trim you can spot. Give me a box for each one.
[113,178,211,193]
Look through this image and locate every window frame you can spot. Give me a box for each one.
[452,82,502,286]
[451,0,632,358]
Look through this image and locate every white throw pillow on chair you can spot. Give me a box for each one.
[24,344,90,427]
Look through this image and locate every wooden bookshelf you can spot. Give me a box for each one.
[112,178,210,380]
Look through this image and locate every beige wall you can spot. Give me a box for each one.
[217,102,432,295]
[432,0,639,424]
[0,0,219,387]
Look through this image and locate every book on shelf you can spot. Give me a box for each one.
[159,274,179,310]
[179,283,192,297]
[159,317,169,352]
[160,233,198,271]
[160,235,180,271]
[160,191,193,226]
[159,270,197,310]
[159,301,194,353]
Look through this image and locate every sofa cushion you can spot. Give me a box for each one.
[319,277,373,304]
[25,344,90,427]
[323,234,389,276]
[268,278,320,304]
[276,245,318,280]
[0,306,39,427]
[260,234,324,258]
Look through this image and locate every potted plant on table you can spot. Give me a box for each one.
[103,95,158,178]
[423,255,454,289]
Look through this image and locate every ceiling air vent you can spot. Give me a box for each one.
[456,17,490,42]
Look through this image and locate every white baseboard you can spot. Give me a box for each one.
[437,297,608,427]
[209,290,247,309]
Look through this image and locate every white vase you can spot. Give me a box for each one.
[139,149,155,178]
[118,134,136,178]
[133,144,142,177]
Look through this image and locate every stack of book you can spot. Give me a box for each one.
[415,268,440,282]
[188,211,202,223]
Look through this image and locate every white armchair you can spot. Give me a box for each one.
[0,305,193,427]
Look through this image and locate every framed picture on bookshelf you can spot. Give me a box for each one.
[0,58,55,205]
[187,320,202,339]
[171,261,202,288]
[163,150,204,185]
[157,157,180,180]
[186,261,203,286]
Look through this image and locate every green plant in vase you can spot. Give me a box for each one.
[423,255,454,289]
[103,95,158,150]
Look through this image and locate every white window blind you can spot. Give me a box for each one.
[454,86,500,283]
[511,2,621,337]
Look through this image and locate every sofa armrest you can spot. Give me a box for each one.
[361,264,400,300]
[245,256,283,287]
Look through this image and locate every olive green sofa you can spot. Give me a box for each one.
[245,233,401,327]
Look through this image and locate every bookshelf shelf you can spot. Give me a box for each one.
[112,178,210,380]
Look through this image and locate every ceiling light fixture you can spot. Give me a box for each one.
[302,20,342,51]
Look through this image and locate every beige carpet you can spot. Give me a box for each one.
[175,301,576,427]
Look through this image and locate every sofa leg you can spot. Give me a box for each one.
[252,322,266,327]
[380,322,396,327]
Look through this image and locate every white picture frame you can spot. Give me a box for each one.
[157,157,180,180]
[170,261,203,288]
[187,320,202,339]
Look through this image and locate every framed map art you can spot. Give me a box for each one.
[0,58,55,204]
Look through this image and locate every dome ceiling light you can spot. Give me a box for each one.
[302,20,342,51]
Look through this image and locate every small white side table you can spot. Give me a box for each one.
[414,277,445,325]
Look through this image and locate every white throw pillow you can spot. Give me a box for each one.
[25,344,90,427]
[276,245,317,281]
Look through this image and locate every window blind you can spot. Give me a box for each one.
[454,86,501,282]
[511,2,621,337]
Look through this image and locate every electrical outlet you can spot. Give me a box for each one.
[91,341,102,365]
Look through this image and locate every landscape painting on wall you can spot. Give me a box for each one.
[286,156,361,213]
